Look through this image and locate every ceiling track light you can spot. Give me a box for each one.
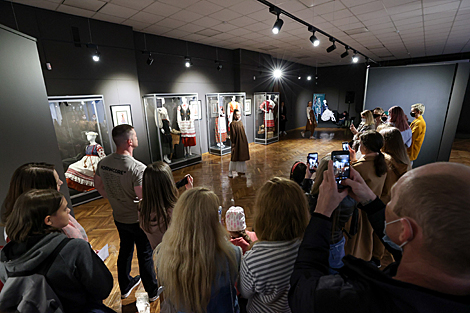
[92,49,100,62]
[341,46,349,58]
[308,26,320,46]
[326,38,336,53]
[216,61,223,71]
[147,53,154,66]
[184,57,192,68]
[307,75,312,81]
[352,51,359,63]
[270,7,283,34]
[273,68,282,78]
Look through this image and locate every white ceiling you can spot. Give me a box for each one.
[8,0,470,67]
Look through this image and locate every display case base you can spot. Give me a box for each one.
[70,189,102,207]
[209,145,231,156]
[169,154,202,170]
[255,136,279,145]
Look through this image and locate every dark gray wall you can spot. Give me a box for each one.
[0,25,72,216]
[456,75,470,135]
[364,63,468,167]
[134,32,236,153]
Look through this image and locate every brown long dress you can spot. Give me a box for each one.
[230,120,250,162]
[305,108,317,134]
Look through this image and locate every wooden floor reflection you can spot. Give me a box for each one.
[74,128,470,312]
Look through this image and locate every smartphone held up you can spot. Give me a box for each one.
[307,153,318,172]
[331,151,350,189]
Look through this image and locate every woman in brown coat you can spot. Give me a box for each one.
[301,101,317,139]
[344,131,387,262]
[229,109,250,178]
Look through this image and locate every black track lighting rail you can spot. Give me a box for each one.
[257,0,377,64]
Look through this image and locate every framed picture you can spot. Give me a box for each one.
[245,99,252,116]
[190,100,202,120]
[211,99,219,117]
[313,93,325,120]
[110,104,133,127]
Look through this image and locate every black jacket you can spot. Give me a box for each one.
[289,198,470,313]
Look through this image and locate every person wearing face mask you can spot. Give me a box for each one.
[373,107,384,127]
[408,103,426,165]
[289,161,470,313]
[350,110,375,140]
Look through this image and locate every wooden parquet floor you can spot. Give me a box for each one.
[74,128,470,313]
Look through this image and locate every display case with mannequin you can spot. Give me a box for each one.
[254,92,280,145]
[48,95,112,205]
[205,93,246,156]
[143,93,202,169]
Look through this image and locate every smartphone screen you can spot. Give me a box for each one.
[331,151,350,187]
[307,153,318,171]
[342,142,349,151]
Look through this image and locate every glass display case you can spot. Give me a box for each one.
[254,92,280,145]
[48,95,112,205]
[143,93,202,169]
[205,93,246,156]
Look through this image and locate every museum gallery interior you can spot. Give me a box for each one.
[1,0,470,311]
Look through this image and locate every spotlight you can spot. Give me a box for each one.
[92,50,100,62]
[326,38,336,53]
[185,57,192,68]
[307,75,312,81]
[147,53,154,66]
[273,69,282,78]
[272,12,284,34]
[341,47,349,58]
[298,75,301,80]
[217,64,223,71]
[310,33,320,47]
[352,52,359,63]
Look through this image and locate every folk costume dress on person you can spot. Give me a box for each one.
[229,119,250,174]
[177,103,196,147]
[304,107,317,135]
[65,143,106,192]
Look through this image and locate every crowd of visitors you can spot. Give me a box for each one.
[1,102,467,313]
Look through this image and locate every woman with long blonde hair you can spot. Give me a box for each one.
[240,177,309,312]
[155,187,241,313]
[350,110,375,140]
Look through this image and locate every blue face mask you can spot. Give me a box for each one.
[382,218,412,252]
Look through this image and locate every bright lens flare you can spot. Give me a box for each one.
[273,69,282,78]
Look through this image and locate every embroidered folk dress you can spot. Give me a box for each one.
[65,144,105,190]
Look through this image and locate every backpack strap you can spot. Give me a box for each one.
[6,237,72,278]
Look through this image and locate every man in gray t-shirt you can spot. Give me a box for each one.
[95,124,158,301]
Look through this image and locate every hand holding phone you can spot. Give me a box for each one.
[331,151,350,189]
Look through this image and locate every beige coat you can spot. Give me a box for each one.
[344,154,387,261]
[380,153,411,204]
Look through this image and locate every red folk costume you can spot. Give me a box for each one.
[260,99,275,128]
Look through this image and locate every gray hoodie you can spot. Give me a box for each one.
[0,232,113,313]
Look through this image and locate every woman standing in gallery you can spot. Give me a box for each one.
[301,101,317,139]
[139,161,193,250]
[229,109,250,178]
[350,110,375,140]
[388,106,412,148]
[155,187,242,313]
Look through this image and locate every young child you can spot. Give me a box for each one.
[225,206,257,254]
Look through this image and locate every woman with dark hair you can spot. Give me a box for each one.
[345,131,387,262]
[0,189,114,313]
[139,161,192,250]
[1,162,87,241]
[388,106,412,148]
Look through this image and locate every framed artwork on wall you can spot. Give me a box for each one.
[190,100,202,120]
[211,99,219,117]
[110,104,133,127]
[245,98,252,116]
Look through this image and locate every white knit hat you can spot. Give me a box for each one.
[225,206,246,232]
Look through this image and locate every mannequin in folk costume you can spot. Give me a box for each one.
[215,105,227,148]
[65,131,106,191]
[155,101,173,163]
[321,99,336,122]
[260,95,275,136]
[177,97,196,157]
[227,96,241,133]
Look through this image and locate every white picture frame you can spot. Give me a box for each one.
[245,99,252,116]
[190,100,202,120]
[110,104,133,127]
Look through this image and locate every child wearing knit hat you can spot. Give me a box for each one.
[225,206,257,254]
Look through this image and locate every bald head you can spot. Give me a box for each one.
[392,162,470,274]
